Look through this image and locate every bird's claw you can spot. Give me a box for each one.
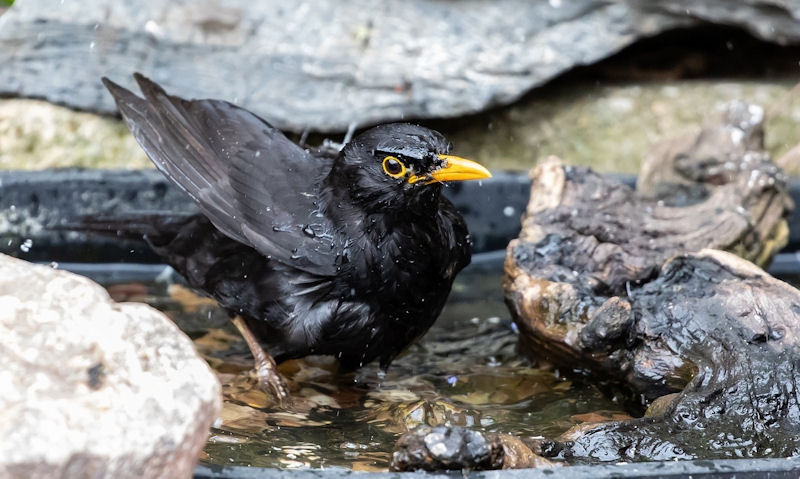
[254,359,292,408]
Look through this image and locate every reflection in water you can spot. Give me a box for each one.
[107,263,630,470]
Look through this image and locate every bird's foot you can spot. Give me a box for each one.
[252,353,292,408]
[232,316,292,408]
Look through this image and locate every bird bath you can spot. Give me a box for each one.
[3,170,800,477]
[101,257,627,471]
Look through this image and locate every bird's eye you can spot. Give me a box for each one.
[382,156,406,177]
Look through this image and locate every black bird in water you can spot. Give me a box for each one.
[96,74,491,403]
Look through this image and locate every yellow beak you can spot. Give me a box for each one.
[409,155,492,184]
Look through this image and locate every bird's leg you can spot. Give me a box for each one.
[231,316,291,406]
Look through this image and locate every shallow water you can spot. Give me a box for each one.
[104,261,632,471]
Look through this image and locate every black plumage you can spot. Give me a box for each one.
[99,74,489,371]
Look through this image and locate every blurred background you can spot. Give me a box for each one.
[2,0,800,174]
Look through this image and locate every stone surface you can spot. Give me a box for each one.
[390,425,559,471]
[3,0,800,132]
[0,253,222,478]
[391,425,502,472]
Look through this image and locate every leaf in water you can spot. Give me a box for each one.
[449,372,562,405]
[195,328,245,353]
[451,391,492,405]
[570,411,634,424]
[279,459,310,469]
[297,387,340,409]
[225,384,274,409]
[352,461,389,472]
[367,388,420,403]
[268,411,331,427]
[217,403,275,435]
[106,282,149,302]
[168,283,219,312]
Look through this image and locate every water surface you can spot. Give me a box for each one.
[106,260,631,471]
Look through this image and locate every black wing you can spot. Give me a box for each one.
[103,74,341,276]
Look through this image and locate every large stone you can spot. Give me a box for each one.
[0,254,221,478]
[3,0,800,132]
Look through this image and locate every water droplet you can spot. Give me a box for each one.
[19,239,33,253]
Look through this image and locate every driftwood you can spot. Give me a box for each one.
[500,101,797,463]
[509,249,800,461]
[505,147,790,384]
[636,100,766,205]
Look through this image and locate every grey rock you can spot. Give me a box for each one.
[0,254,221,479]
[392,425,500,471]
[2,0,799,132]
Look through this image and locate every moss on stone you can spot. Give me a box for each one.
[0,99,150,170]
[2,80,799,173]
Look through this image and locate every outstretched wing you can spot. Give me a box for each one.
[103,74,341,276]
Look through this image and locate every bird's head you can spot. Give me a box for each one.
[328,123,491,215]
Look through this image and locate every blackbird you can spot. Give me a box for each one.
[96,74,491,403]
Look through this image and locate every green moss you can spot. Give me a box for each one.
[0,99,151,170]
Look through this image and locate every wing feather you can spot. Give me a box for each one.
[102,74,340,276]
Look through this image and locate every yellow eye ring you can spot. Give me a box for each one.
[382,156,406,177]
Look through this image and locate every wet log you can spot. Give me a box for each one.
[501,102,799,462]
[505,150,791,382]
[637,100,766,206]
[533,249,800,461]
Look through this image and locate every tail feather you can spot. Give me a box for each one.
[56,213,192,243]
